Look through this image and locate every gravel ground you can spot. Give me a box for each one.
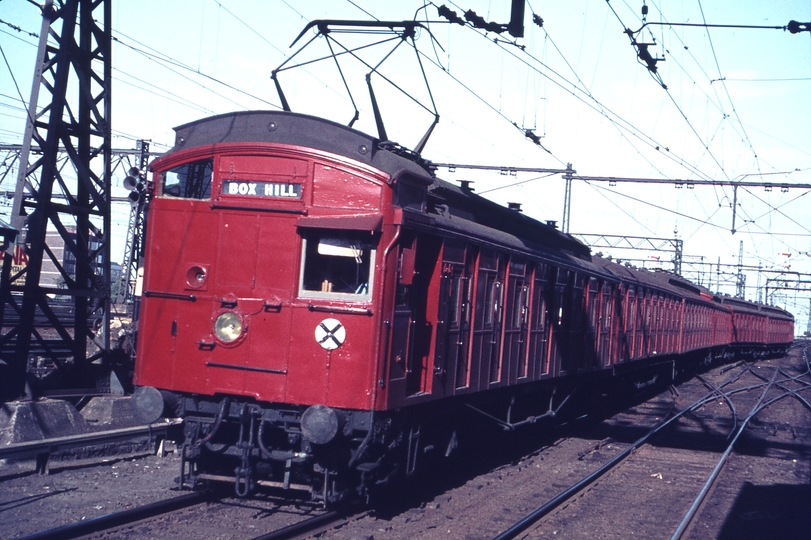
[1,452,180,538]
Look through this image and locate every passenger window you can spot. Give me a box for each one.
[299,230,376,299]
[162,159,213,199]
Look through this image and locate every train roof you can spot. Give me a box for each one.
[161,110,592,263]
[720,296,794,320]
[159,110,434,186]
[424,177,592,261]
[589,256,721,303]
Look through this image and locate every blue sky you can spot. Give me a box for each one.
[1,0,810,329]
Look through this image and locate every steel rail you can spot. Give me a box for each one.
[0,419,182,466]
[492,361,773,540]
[15,491,207,540]
[672,347,811,539]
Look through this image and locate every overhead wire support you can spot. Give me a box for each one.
[615,11,811,84]
[575,173,811,235]
[630,20,809,34]
[605,2,810,184]
[1,0,113,401]
[574,174,811,191]
[571,233,683,274]
[431,163,572,175]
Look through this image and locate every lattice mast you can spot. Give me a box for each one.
[1,0,112,399]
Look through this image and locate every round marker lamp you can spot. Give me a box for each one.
[214,312,243,343]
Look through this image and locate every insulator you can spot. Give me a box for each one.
[787,20,810,34]
[465,10,487,29]
[485,21,505,34]
[437,5,465,25]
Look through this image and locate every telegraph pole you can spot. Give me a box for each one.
[562,164,573,233]
[736,241,745,299]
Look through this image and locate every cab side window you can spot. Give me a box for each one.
[299,230,376,300]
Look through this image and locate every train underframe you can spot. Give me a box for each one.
[172,342,792,505]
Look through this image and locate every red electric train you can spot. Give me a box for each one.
[131,110,794,504]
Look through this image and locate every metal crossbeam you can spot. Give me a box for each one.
[572,233,683,274]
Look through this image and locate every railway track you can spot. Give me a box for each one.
[15,491,207,540]
[0,419,181,475]
[16,489,350,540]
[5,348,809,539]
[493,345,811,540]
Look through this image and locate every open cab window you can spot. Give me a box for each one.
[299,230,376,301]
[162,159,213,199]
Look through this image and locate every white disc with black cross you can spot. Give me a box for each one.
[315,318,346,350]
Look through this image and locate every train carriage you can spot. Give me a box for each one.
[132,110,793,504]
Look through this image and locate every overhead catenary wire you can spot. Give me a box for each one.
[1,0,804,304]
[112,33,280,111]
[426,2,804,268]
[453,0,721,182]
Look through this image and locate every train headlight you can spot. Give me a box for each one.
[214,311,243,343]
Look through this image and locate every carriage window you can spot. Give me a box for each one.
[162,159,213,199]
[299,230,376,299]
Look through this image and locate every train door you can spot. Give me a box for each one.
[623,285,636,361]
[600,282,613,367]
[635,289,646,357]
[585,277,600,370]
[547,267,567,376]
[471,250,506,388]
[641,290,651,356]
[435,241,474,392]
[502,258,530,383]
[547,267,566,376]
[388,233,440,399]
[654,294,663,353]
[528,263,550,378]
[611,284,623,364]
[560,272,583,374]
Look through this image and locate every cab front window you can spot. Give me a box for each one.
[162,159,213,199]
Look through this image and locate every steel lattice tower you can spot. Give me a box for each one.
[0,0,112,400]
